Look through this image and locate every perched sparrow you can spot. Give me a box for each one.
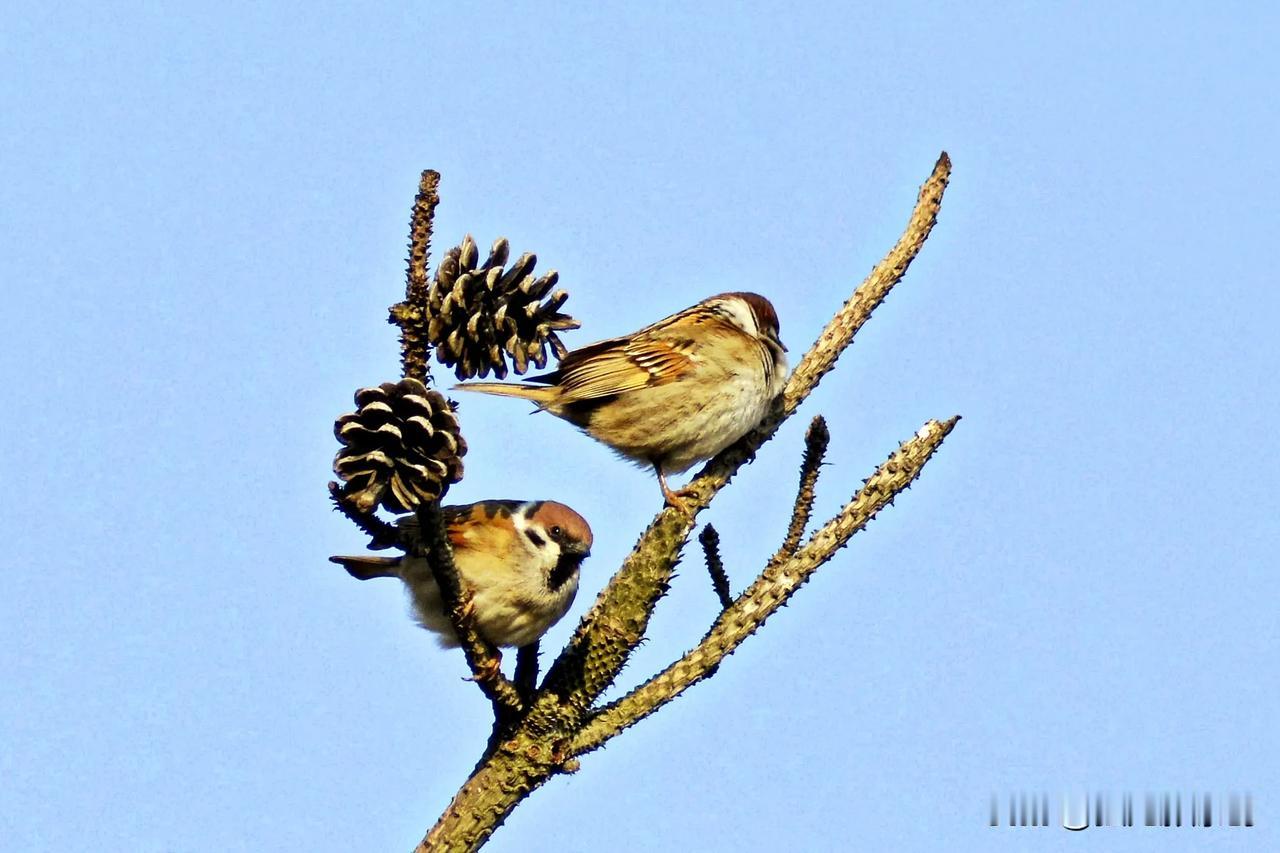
[456,292,787,510]
[330,500,592,648]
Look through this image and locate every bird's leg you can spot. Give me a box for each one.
[454,598,505,684]
[654,464,694,516]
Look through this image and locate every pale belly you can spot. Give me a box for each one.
[583,365,777,472]
[408,559,579,648]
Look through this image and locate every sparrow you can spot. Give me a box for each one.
[455,292,787,510]
[330,500,593,648]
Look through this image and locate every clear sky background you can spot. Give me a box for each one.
[2,3,1277,851]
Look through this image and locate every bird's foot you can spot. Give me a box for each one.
[658,479,697,517]
[467,652,504,684]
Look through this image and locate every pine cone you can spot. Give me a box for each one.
[332,378,466,513]
[426,235,579,380]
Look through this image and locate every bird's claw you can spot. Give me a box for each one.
[467,654,503,684]
[661,485,698,517]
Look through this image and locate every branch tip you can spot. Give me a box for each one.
[394,169,443,382]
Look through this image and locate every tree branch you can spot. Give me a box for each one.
[419,744,553,853]
[570,416,959,754]
[327,480,400,549]
[781,152,951,412]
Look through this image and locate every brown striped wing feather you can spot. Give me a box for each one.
[530,311,743,400]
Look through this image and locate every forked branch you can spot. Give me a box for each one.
[570,416,959,754]
[531,152,952,725]
[416,152,955,851]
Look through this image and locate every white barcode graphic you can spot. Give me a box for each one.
[989,792,1253,829]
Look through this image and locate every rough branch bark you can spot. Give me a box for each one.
[415,152,956,852]
[390,170,440,383]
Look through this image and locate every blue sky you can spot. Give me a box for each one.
[2,3,1277,851]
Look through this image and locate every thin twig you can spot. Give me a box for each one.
[777,416,830,559]
[390,169,441,382]
[412,502,523,717]
[327,481,399,549]
[571,416,960,755]
[699,525,732,610]
[514,642,540,703]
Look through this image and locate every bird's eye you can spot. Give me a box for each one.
[550,525,564,540]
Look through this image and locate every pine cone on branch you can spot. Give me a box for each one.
[426,235,579,380]
[332,378,466,514]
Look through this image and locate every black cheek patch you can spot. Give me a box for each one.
[524,529,546,548]
[548,553,582,592]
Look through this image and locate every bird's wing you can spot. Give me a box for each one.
[394,501,523,555]
[542,328,699,400]
[444,501,524,565]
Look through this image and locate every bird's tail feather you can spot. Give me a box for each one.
[329,555,401,581]
[452,381,558,403]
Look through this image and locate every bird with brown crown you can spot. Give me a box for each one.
[331,499,592,648]
[455,292,787,513]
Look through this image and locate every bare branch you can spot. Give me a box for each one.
[390,169,441,382]
[327,480,400,549]
[570,416,960,754]
[781,152,951,412]
[777,416,830,559]
[699,525,732,610]
[410,503,523,718]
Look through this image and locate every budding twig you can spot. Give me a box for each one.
[699,525,733,610]
[391,169,441,382]
[777,416,830,559]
